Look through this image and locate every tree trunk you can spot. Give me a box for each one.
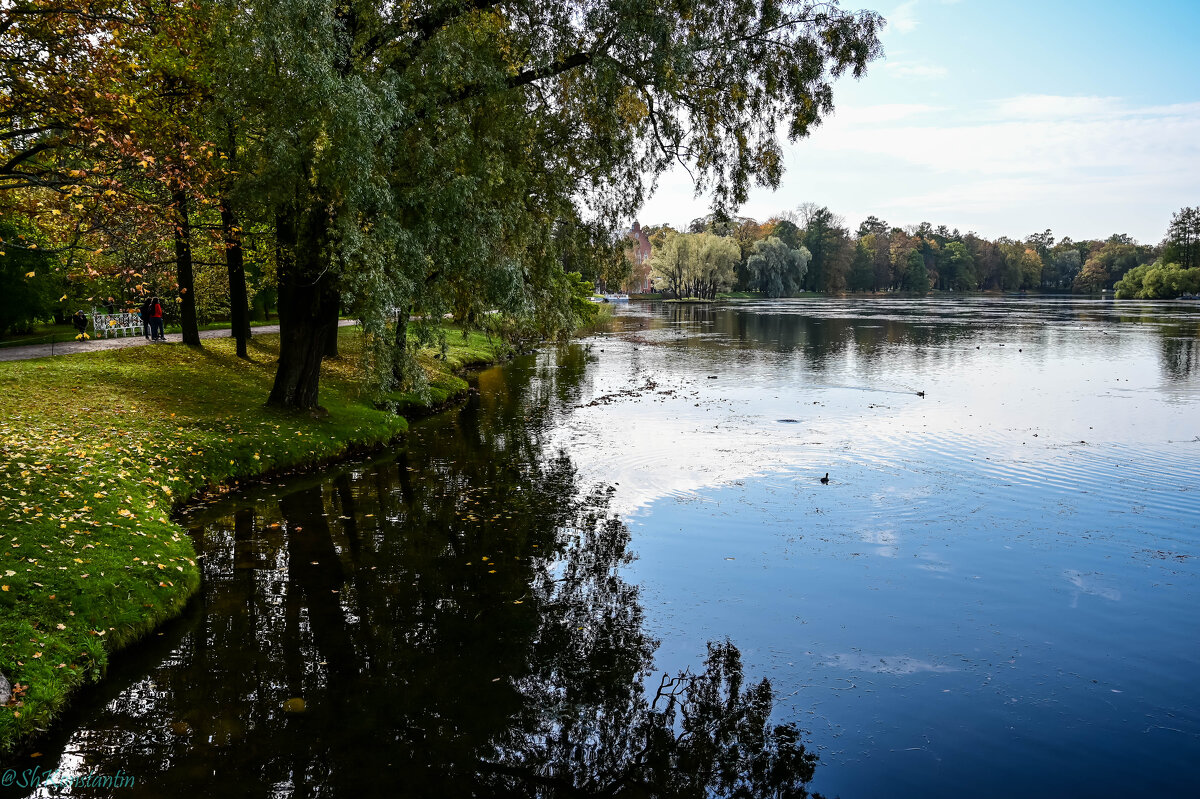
[220,199,251,359]
[268,207,339,409]
[322,296,340,359]
[173,190,201,346]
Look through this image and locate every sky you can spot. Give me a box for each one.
[634,0,1200,243]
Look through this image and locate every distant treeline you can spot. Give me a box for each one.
[624,204,1200,298]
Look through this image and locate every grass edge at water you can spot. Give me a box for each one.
[0,326,507,755]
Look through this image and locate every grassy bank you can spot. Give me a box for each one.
[0,325,506,752]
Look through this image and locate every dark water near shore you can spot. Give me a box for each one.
[5,297,1200,798]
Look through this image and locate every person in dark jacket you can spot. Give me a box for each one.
[139,298,153,339]
[71,310,88,337]
[150,297,165,341]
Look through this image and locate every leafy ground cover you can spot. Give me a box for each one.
[0,326,506,751]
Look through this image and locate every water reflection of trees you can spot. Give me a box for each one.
[1154,322,1200,381]
[647,298,1199,381]
[36,346,821,798]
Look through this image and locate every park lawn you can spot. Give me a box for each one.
[0,325,507,752]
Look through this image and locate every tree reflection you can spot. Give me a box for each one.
[18,347,822,799]
[1155,321,1200,381]
[487,639,820,798]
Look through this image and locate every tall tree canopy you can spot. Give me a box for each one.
[746,235,810,297]
[648,231,740,300]
[226,0,886,407]
[1164,206,1199,270]
[3,0,886,406]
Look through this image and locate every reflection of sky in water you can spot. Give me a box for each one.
[543,298,1199,520]
[531,297,1200,798]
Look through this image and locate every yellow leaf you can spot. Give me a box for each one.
[0,585,8,592]
[60,294,68,301]
[24,271,35,278]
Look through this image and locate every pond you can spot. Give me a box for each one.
[4,296,1199,798]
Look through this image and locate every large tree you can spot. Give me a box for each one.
[799,203,850,292]
[1114,260,1200,299]
[1164,206,1199,270]
[2,1,885,406]
[1073,235,1156,292]
[648,231,740,299]
[901,248,928,293]
[746,235,810,297]
[230,0,885,408]
[938,240,974,291]
[1,0,228,346]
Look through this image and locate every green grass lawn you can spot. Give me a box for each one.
[0,325,506,752]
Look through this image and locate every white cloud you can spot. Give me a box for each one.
[809,96,1200,177]
[830,103,944,124]
[882,59,948,79]
[889,1,920,34]
[635,95,1200,241]
[792,96,1200,236]
[989,94,1123,120]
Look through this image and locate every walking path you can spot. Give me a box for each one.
[0,321,355,363]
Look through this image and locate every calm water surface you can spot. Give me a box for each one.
[4,297,1199,798]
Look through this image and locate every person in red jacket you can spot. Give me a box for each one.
[150,296,165,341]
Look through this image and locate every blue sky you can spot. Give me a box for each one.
[636,0,1200,243]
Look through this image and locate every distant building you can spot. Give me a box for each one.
[623,221,653,293]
